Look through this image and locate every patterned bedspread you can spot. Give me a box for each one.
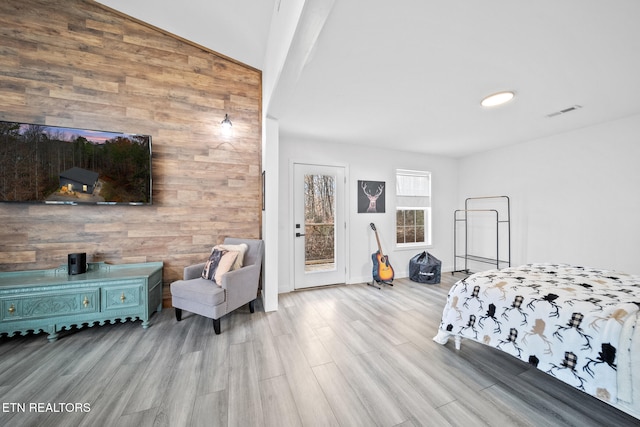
[435,264,640,403]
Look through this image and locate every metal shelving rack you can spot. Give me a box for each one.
[453,195,511,274]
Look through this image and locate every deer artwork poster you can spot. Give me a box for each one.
[358,180,386,213]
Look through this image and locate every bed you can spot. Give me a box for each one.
[433,263,640,418]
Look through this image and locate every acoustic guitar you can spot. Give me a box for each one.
[370,223,394,283]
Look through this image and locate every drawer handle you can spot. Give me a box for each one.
[120,293,126,303]
[83,296,90,308]
[8,304,15,315]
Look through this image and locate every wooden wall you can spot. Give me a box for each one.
[0,0,262,305]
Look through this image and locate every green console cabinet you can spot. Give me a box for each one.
[0,261,163,342]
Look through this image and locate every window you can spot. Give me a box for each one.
[396,169,431,246]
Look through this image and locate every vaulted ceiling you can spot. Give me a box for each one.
[98,0,640,158]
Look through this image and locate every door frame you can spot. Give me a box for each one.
[289,160,350,290]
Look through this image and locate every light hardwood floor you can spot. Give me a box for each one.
[1,273,638,426]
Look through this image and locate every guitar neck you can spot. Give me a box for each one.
[374,229,384,257]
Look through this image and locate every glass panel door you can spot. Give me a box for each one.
[294,163,345,289]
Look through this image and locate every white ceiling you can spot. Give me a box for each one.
[98,0,640,158]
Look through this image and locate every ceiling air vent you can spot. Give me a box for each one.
[546,105,583,118]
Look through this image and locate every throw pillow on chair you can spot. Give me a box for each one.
[201,249,239,285]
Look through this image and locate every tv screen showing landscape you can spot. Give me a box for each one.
[0,120,152,205]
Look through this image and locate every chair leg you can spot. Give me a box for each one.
[175,308,182,321]
[249,299,256,313]
[213,318,221,335]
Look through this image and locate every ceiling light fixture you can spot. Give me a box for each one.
[481,91,515,108]
[221,113,232,128]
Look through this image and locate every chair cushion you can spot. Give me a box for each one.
[171,278,226,306]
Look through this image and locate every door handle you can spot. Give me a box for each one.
[296,232,305,237]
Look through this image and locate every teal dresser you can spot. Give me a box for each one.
[0,261,163,342]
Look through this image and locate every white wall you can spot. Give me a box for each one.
[262,0,312,311]
[261,118,280,311]
[458,113,640,275]
[278,136,459,293]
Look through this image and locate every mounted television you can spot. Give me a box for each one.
[0,120,152,205]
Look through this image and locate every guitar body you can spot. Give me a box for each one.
[372,251,394,282]
[369,223,394,284]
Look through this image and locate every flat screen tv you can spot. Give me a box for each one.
[0,120,152,205]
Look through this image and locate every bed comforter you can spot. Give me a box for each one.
[433,264,640,415]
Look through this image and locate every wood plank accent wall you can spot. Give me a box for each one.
[0,0,262,306]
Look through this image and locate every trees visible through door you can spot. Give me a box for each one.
[304,174,335,272]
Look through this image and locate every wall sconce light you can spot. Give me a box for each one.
[221,113,232,129]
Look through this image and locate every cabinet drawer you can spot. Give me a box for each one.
[1,289,100,321]
[102,284,143,310]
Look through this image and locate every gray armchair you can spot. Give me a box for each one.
[170,238,263,334]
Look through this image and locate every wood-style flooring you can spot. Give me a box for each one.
[1,273,638,426]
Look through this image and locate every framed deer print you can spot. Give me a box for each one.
[358,180,386,213]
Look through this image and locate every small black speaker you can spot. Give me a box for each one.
[68,253,87,275]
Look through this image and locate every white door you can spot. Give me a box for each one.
[293,163,346,289]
